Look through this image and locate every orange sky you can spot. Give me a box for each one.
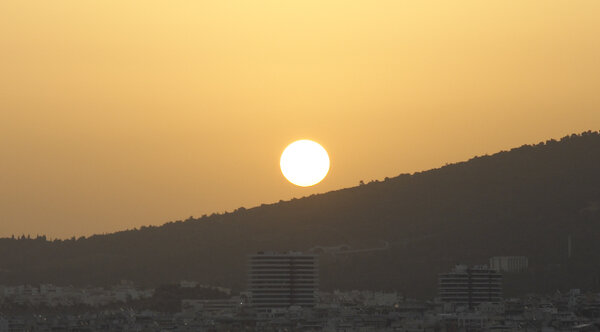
[1,1,599,238]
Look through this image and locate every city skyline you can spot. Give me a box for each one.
[2,1,600,329]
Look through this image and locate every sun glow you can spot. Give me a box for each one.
[280,140,330,187]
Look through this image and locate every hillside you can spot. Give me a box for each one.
[1,131,600,299]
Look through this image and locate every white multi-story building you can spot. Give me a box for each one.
[248,251,319,309]
[489,256,528,272]
[439,265,502,309]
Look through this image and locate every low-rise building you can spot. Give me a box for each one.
[489,256,529,272]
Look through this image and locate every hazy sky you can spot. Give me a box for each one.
[1,1,599,238]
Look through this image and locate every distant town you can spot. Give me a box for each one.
[0,252,599,331]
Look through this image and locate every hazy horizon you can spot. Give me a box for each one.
[2,1,600,238]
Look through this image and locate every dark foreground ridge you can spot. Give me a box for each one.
[1,131,600,299]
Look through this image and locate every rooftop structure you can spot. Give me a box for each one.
[489,256,528,272]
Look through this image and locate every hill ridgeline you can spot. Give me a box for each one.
[1,131,600,299]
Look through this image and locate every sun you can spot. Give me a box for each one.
[280,140,330,187]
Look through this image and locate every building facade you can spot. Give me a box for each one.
[439,265,502,309]
[489,256,528,272]
[248,252,319,309]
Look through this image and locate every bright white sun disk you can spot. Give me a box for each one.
[280,140,330,187]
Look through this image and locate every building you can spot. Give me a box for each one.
[489,256,528,272]
[248,251,319,309]
[439,265,502,309]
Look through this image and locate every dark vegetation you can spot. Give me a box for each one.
[1,131,600,299]
[0,284,229,314]
[133,284,229,313]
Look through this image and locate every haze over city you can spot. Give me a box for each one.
[2,1,600,238]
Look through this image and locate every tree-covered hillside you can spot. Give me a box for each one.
[1,131,599,299]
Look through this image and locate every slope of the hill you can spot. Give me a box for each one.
[1,131,600,299]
